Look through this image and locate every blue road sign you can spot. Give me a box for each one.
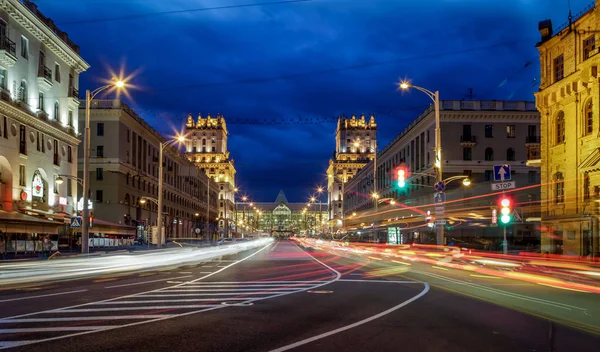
[493,164,511,182]
[434,181,445,192]
[70,216,82,228]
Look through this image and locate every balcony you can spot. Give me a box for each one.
[67,86,80,108]
[526,145,541,167]
[525,135,540,145]
[37,66,53,91]
[0,36,16,69]
[460,135,477,146]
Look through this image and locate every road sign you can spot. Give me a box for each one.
[435,220,446,225]
[512,208,522,222]
[70,216,82,228]
[434,181,445,192]
[434,192,446,203]
[491,180,516,191]
[493,164,511,181]
[195,228,201,234]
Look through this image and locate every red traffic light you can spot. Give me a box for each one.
[500,198,510,207]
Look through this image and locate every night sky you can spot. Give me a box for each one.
[39,0,583,202]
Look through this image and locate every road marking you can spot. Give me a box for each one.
[100,298,250,304]
[104,275,192,289]
[413,270,586,311]
[93,278,118,283]
[0,326,118,333]
[269,282,430,352]
[338,279,420,284]
[161,288,301,292]
[140,292,290,297]
[470,274,502,279]
[197,272,213,274]
[0,341,36,348]
[179,272,193,274]
[0,289,87,303]
[178,284,315,288]
[43,305,223,312]
[431,266,448,271]
[138,273,156,277]
[187,281,321,284]
[307,290,333,294]
[0,315,174,323]
[270,242,279,252]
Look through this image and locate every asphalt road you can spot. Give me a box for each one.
[0,240,598,351]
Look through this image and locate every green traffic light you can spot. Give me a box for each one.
[500,214,511,224]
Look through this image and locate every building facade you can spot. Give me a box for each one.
[343,100,541,250]
[535,1,600,257]
[183,113,236,236]
[235,190,327,236]
[0,0,88,253]
[326,114,377,223]
[79,100,219,241]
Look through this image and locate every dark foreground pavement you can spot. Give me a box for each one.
[0,240,598,351]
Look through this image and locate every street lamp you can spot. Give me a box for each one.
[82,79,126,254]
[316,186,324,234]
[156,135,186,249]
[398,80,442,244]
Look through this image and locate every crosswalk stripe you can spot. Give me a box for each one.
[43,305,222,312]
[0,315,175,323]
[0,326,118,333]
[98,298,249,304]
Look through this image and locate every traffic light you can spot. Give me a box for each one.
[499,197,511,224]
[397,167,406,188]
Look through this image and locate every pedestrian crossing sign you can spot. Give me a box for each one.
[70,216,82,228]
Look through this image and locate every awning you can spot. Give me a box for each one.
[0,210,61,234]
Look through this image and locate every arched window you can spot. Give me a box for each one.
[485,147,494,161]
[54,102,59,120]
[506,148,516,161]
[584,99,593,135]
[18,80,27,103]
[554,172,564,203]
[556,111,565,144]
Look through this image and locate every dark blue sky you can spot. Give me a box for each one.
[40,0,584,202]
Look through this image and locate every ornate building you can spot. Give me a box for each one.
[535,1,600,258]
[326,114,377,223]
[0,0,89,254]
[184,113,236,235]
[235,190,327,236]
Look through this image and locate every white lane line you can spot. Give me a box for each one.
[0,289,88,303]
[413,270,586,311]
[188,281,321,284]
[0,242,274,350]
[140,292,290,297]
[0,326,118,333]
[338,279,421,284]
[41,305,223,312]
[0,315,174,323]
[161,288,300,292]
[99,298,249,304]
[0,341,36,348]
[179,272,193,274]
[268,283,430,352]
[270,242,279,252]
[180,284,315,288]
[104,275,192,289]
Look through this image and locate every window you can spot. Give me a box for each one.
[212,146,216,152]
[67,145,72,163]
[528,171,537,184]
[485,125,493,138]
[584,99,593,135]
[18,81,27,103]
[53,139,59,165]
[53,102,59,120]
[506,125,515,138]
[484,170,493,181]
[19,164,25,186]
[0,69,6,89]
[96,168,104,180]
[556,111,565,144]
[20,36,28,59]
[54,63,60,82]
[54,176,59,194]
[583,36,596,60]
[485,147,494,161]
[96,145,104,158]
[67,178,72,197]
[97,123,104,136]
[462,147,472,161]
[38,92,44,111]
[554,55,564,81]
[19,125,26,154]
[41,134,45,153]
[68,110,73,127]
[584,172,590,200]
[96,190,103,203]
[36,131,40,151]
[555,172,564,203]
[506,148,516,161]
[2,116,6,138]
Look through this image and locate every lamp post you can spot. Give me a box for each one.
[233,187,238,237]
[398,81,442,244]
[82,80,125,254]
[156,135,186,249]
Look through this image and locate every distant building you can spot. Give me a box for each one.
[535,1,600,257]
[79,100,219,241]
[235,190,327,236]
[183,113,237,236]
[326,114,377,224]
[344,100,541,249]
[0,0,89,253]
